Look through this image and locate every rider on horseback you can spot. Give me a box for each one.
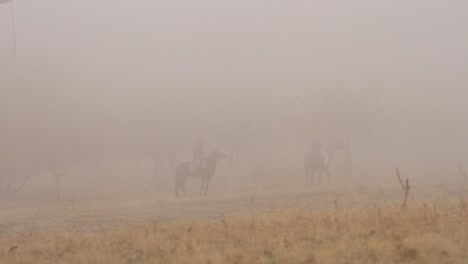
[308,141,330,169]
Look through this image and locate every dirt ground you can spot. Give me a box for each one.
[0,176,467,263]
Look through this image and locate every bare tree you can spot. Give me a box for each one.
[459,162,467,181]
[0,165,39,198]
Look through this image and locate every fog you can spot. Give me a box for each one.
[1,0,467,200]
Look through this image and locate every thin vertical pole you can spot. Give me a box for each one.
[10,0,16,55]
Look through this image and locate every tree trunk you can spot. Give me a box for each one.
[153,155,165,192]
[344,145,353,178]
[95,159,106,200]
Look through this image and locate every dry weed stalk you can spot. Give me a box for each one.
[433,204,439,225]
[396,167,410,210]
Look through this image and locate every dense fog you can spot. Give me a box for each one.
[1,0,467,199]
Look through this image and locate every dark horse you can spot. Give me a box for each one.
[304,151,332,185]
[174,148,227,197]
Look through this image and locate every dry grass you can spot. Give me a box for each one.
[0,199,467,264]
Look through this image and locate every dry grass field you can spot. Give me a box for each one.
[0,180,467,264]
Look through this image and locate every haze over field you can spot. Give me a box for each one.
[0,0,467,204]
[2,1,468,263]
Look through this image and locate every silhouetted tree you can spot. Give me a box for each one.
[303,88,385,177]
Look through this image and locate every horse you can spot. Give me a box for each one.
[304,150,332,185]
[174,148,227,197]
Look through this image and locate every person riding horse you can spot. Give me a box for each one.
[305,141,331,184]
[175,147,227,197]
[308,142,325,164]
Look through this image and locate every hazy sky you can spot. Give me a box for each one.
[1,1,467,175]
[1,0,467,112]
[1,1,467,74]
